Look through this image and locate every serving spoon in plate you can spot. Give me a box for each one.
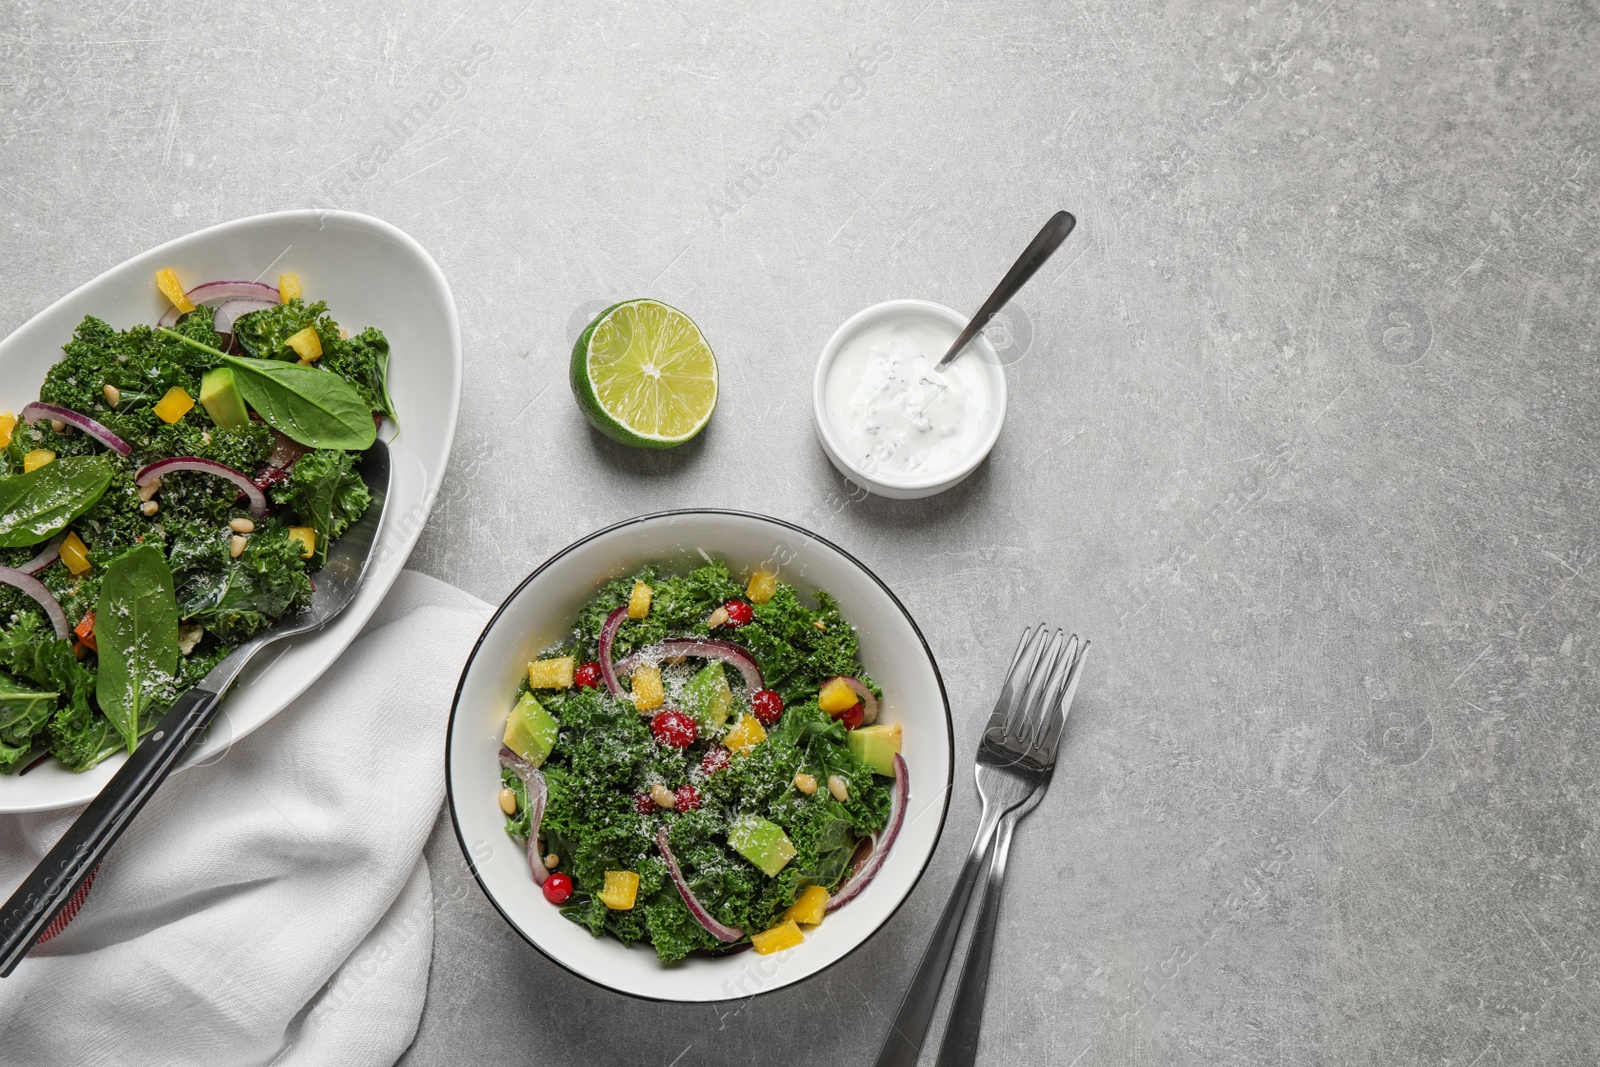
[0,439,391,977]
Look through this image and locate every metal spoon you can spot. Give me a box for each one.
[937,210,1077,368]
[0,440,392,977]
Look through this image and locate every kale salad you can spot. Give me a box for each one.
[0,269,391,774]
[497,561,907,963]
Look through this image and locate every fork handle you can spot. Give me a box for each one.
[0,686,223,977]
[934,811,1023,1067]
[872,803,1005,1067]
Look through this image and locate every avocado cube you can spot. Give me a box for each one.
[847,722,902,776]
[727,816,797,878]
[683,662,733,729]
[502,691,558,767]
[199,367,250,429]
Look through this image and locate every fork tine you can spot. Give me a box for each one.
[1008,628,1067,743]
[1025,633,1079,742]
[983,625,1046,735]
[1033,639,1089,760]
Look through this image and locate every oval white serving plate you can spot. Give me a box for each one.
[0,210,460,813]
[446,509,954,1002]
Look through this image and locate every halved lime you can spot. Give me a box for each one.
[569,299,718,448]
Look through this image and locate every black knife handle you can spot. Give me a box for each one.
[0,687,223,976]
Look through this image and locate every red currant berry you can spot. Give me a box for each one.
[542,872,573,904]
[674,784,703,811]
[650,709,698,748]
[634,791,657,815]
[699,747,731,774]
[751,688,784,725]
[723,600,753,627]
[840,702,864,730]
[574,661,603,689]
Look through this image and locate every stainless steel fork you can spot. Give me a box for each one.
[935,638,1089,1067]
[873,626,1087,1067]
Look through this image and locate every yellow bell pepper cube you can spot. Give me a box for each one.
[287,526,316,559]
[60,532,91,576]
[818,678,858,714]
[630,664,664,710]
[155,268,194,313]
[597,870,640,911]
[746,569,778,604]
[278,272,302,303]
[527,656,575,689]
[751,919,804,955]
[285,326,322,362]
[153,386,195,424]
[0,410,15,450]
[783,885,830,926]
[723,713,767,756]
[23,449,55,473]
[627,580,652,620]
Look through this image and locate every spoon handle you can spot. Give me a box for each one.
[937,210,1077,368]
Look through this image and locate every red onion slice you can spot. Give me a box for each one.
[136,457,266,518]
[20,402,131,457]
[157,280,282,327]
[597,606,628,697]
[0,567,70,641]
[657,825,744,942]
[615,638,763,692]
[17,533,66,577]
[213,298,276,335]
[826,752,907,913]
[824,675,880,725]
[499,746,549,887]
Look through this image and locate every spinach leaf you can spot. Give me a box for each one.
[270,450,372,567]
[95,543,181,753]
[0,456,114,548]
[158,328,376,450]
[224,356,376,450]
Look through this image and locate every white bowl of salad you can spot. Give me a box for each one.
[445,510,953,1002]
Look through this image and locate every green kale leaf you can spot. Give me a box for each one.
[270,450,372,567]
[0,614,100,772]
[176,526,312,640]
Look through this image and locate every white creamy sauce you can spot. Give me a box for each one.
[824,314,996,482]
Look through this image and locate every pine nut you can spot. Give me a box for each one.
[230,517,255,534]
[201,430,212,445]
[705,606,729,628]
[103,384,121,407]
[793,772,817,795]
[497,788,517,815]
[230,534,247,558]
[178,623,204,656]
[827,775,849,802]
[651,783,677,809]
[140,500,159,516]
[138,478,161,502]
[49,419,66,434]
[544,853,560,869]
[813,620,828,631]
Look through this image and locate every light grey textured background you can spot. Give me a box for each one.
[4,0,1599,1063]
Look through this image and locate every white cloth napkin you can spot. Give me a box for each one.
[0,570,490,1067]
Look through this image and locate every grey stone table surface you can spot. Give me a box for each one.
[4,0,1598,1062]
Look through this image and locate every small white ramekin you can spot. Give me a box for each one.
[812,299,1008,500]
